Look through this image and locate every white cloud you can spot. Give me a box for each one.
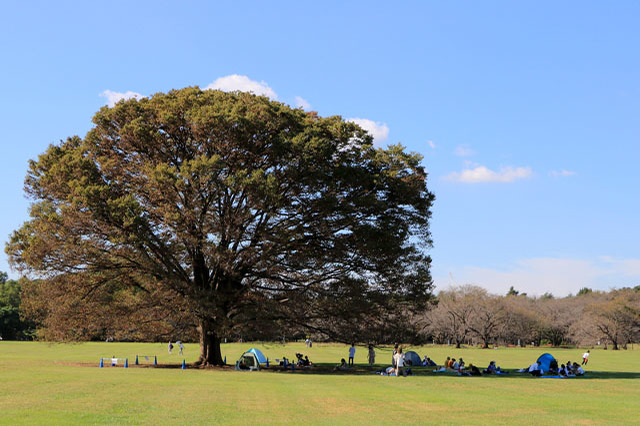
[206,74,277,99]
[436,256,640,297]
[454,145,473,156]
[549,169,577,177]
[294,96,311,110]
[427,140,436,149]
[444,165,533,183]
[599,256,640,277]
[346,118,389,144]
[100,90,144,107]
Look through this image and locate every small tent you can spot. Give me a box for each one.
[536,353,557,373]
[404,351,422,366]
[247,348,267,364]
[236,348,268,371]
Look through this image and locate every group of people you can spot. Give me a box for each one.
[527,360,585,377]
[440,356,502,376]
[337,344,591,379]
[279,353,313,368]
[295,352,312,367]
[333,344,359,371]
[422,356,437,367]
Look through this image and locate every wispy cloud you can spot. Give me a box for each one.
[206,74,277,99]
[454,145,474,157]
[294,96,311,110]
[444,165,533,183]
[100,90,144,107]
[427,140,436,149]
[549,169,577,177]
[435,256,640,297]
[346,118,389,144]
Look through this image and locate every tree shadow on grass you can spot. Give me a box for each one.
[255,364,640,380]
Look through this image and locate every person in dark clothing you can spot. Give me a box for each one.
[469,364,482,376]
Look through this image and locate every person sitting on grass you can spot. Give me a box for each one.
[572,362,585,376]
[468,364,482,376]
[565,364,573,376]
[423,356,436,366]
[528,361,543,377]
[333,358,350,372]
[484,361,497,374]
[559,364,568,377]
[443,356,450,368]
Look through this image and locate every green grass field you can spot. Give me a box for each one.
[1,341,639,424]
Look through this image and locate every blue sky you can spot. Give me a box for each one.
[1,1,639,296]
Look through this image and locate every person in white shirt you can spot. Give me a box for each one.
[573,362,585,376]
[348,344,356,366]
[582,350,590,365]
[394,348,406,377]
[528,361,543,376]
[559,364,569,376]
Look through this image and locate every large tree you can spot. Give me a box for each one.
[7,88,434,365]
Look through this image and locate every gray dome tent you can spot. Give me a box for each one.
[404,351,422,366]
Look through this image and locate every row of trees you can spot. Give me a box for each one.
[0,272,34,340]
[6,268,638,352]
[423,285,640,350]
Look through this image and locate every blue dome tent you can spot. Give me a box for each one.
[536,353,557,373]
[247,348,267,364]
[235,348,268,371]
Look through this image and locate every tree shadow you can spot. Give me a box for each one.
[257,364,640,379]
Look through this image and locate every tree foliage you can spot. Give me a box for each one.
[422,285,640,349]
[0,274,35,340]
[6,88,435,363]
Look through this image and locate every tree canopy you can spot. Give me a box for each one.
[6,88,435,364]
[0,273,34,340]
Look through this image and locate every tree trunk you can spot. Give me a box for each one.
[197,318,225,366]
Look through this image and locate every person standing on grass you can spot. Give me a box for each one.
[582,350,590,365]
[348,343,356,366]
[394,347,406,377]
[392,344,399,368]
[168,341,173,354]
[368,345,376,366]
[179,342,184,355]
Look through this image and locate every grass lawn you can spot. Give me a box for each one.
[1,341,639,424]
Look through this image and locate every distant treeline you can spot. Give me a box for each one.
[3,270,639,349]
[422,285,640,350]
